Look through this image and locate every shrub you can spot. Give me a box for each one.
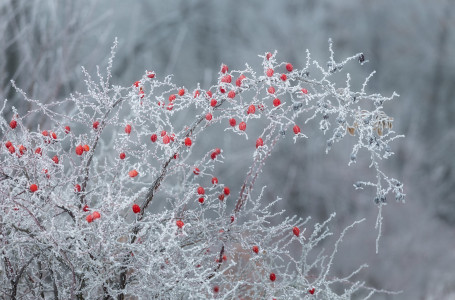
[0,40,403,299]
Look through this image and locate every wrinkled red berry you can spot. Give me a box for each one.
[210,99,217,107]
[151,134,157,142]
[293,125,301,134]
[184,137,192,147]
[268,86,275,94]
[266,68,274,77]
[206,113,213,121]
[227,90,236,98]
[221,64,228,74]
[239,122,246,131]
[247,105,255,114]
[252,245,259,254]
[125,124,132,134]
[93,121,99,130]
[10,119,17,129]
[293,226,300,237]
[65,126,71,133]
[92,211,101,219]
[273,98,281,107]
[229,118,236,127]
[256,137,264,148]
[211,177,218,184]
[270,273,276,282]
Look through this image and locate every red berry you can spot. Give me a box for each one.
[223,187,230,195]
[266,68,274,77]
[247,105,256,114]
[52,155,59,164]
[222,255,227,261]
[184,137,192,147]
[194,90,200,98]
[93,121,99,130]
[230,215,235,223]
[42,130,49,137]
[293,226,300,237]
[221,64,228,74]
[273,98,281,107]
[8,145,15,154]
[35,147,42,155]
[5,141,12,148]
[86,214,93,223]
[10,119,17,129]
[293,125,301,134]
[132,204,140,214]
[173,153,178,159]
[163,135,170,144]
[147,71,155,78]
[92,211,101,219]
[206,113,213,121]
[178,89,185,96]
[30,184,38,193]
[270,273,276,282]
[129,170,138,178]
[308,288,315,295]
[252,245,259,254]
[198,197,204,204]
[266,52,272,60]
[151,134,157,142]
[18,145,26,155]
[76,145,83,155]
[83,144,90,152]
[213,286,219,293]
[133,81,140,87]
[176,220,184,228]
[169,94,176,102]
[268,86,276,94]
[214,148,221,155]
[256,137,264,148]
[229,118,236,127]
[221,75,231,83]
[220,87,226,93]
[206,91,213,98]
[239,121,246,131]
[211,177,218,184]
[301,88,308,94]
[125,124,132,134]
[75,184,81,192]
[193,167,200,175]
[218,194,225,201]
[51,132,57,139]
[119,152,126,159]
[197,186,205,195]
[236,74,246,87]
[83,205,89,212]
[280,74,287,81]
[211,152,217,160]
[210,99,217,107]
[227,90,236,98]
[286,63,293,72]
[65,126,71,133]
[161,130,167,137]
